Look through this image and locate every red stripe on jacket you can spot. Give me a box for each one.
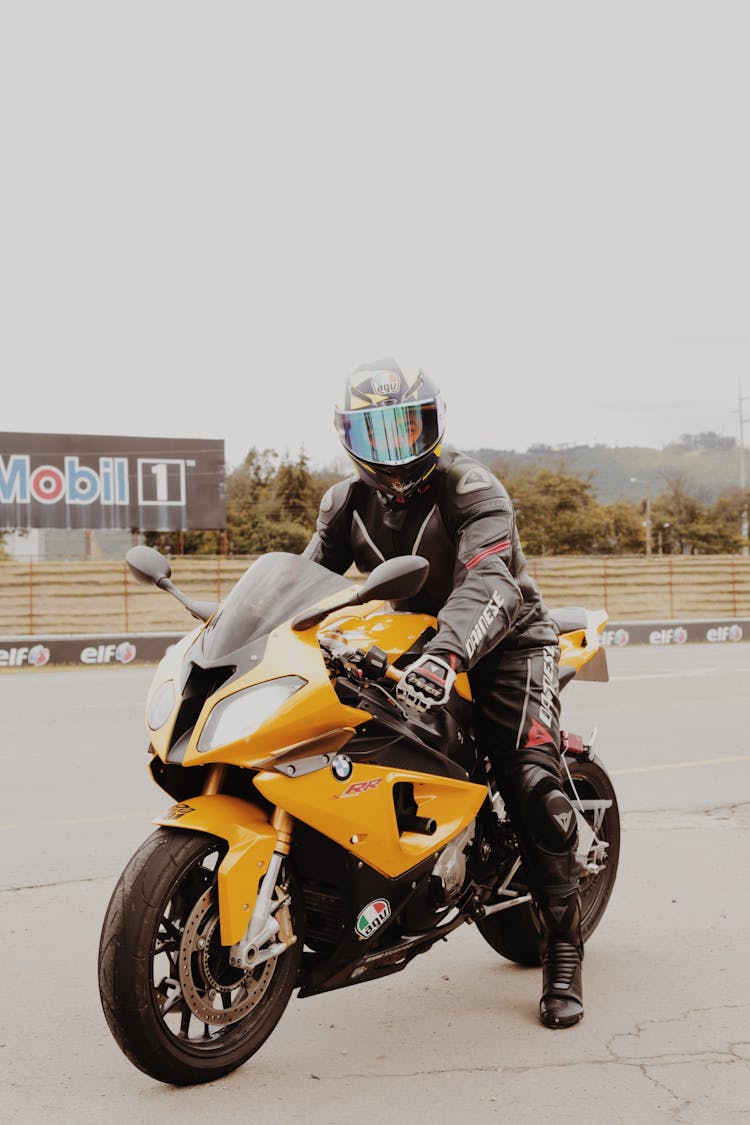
[465,540,511,570]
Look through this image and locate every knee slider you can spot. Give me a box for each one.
[516,764,578,853]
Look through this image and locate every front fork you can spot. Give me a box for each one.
[228,806,297,970]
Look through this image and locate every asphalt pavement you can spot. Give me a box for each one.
[1,646,749,1124]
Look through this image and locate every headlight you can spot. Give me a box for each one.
[197,676,306,753]
[147,679,175,731]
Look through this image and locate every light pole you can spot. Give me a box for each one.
[630,477,653,557]
[733,383,749,557]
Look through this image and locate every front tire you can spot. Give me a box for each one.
[477,754,620,966]
[98,828,303,1085]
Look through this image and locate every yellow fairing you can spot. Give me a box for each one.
[254,763,487,879]
[558,609,609,676]
[176,620,367,768]
[559,629,588,671]
[153,795,278,946]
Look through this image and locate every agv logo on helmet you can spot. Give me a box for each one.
[371,372,400,396]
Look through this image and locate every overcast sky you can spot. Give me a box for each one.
[2,2,749,476]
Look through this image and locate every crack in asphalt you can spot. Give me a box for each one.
[303,1002,750,1110]
[311,1040,747,1084]
[605,1000,750,1057]
[635,1053,746,1125]
[603,1000,750,1120]
[1,874,114,893]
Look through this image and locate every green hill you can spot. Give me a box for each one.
[468,442,744,504]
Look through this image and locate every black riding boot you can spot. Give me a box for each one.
[539,891,583,1029]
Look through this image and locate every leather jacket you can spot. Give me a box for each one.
[303,446,557,671]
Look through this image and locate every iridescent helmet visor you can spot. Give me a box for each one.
[335,399,445,467]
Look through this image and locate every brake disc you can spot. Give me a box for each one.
[178,888,276,1025]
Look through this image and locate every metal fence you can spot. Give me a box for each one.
[529,555,750,621]
[1,554,750,636]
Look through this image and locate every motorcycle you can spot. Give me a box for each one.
[98,547,619,1085]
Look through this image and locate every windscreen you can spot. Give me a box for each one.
[199,552,353,660]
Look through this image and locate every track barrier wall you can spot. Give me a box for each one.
[1,616,749,670]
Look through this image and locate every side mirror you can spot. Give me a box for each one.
[292,555,429,631]
[125,546,217,623]
[126,546,172,586]
[356,555,430,603]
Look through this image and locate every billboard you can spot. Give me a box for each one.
[0,433,226,531]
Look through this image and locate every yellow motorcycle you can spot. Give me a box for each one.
[98,548,617,1085]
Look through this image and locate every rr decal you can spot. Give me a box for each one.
[339,779,382,798]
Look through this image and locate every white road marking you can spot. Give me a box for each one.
[0,811,159,831]
[612,754,750,776]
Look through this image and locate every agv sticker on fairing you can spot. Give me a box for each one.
[356,899,391,940]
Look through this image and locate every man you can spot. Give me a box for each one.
[303,357,584,1028]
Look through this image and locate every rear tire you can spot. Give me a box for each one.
[98,828,303,1085]
[477,754,620,966]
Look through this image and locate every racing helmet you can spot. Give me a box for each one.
[334,358,446,499]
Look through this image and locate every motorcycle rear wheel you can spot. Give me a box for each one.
[477,754,620,967]
[98,827,303,1085]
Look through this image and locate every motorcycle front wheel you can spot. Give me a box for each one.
[477,754,620,967]
[98,827,303,1085]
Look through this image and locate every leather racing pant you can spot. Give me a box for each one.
[469,644,581,933]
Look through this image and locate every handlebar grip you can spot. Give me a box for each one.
[361,646,390,679]
[397,814,438,836]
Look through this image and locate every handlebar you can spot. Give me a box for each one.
[320,638,403,685]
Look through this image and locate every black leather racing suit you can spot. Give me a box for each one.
[303,446,582,919]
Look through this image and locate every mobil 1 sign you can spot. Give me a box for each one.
[0,432,226,531]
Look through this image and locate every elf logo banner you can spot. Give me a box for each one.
[649,626,688,645]
[0,644,50,667]
[0,433,226,532]
[80,642,137,665]
[706,624,744,643]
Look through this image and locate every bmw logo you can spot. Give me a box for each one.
[331,755,353,781]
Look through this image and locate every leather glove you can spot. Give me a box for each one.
[395,653,457,712]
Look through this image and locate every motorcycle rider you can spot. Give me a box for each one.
[303,357,585,1028]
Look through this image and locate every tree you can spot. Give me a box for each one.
[273,452,318,525]
[225,448,281,554]
[706,488,749,553]
[137,445,750,560]
[652,474,737,554]
[599,500,645,554]
[664,431,736,453]
[492,460,614,554]
[225,448,327,554]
